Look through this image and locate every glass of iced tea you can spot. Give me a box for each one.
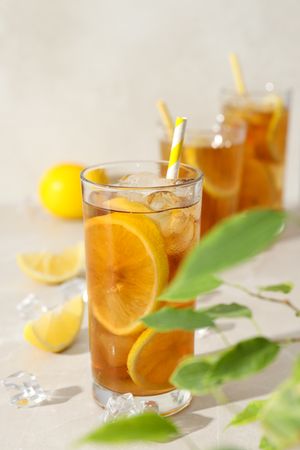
[221,87,290,210]
[160,121,246,235]
[81,161,203,415]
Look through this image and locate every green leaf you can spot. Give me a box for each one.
[260,359,300,449]
[204,303,252,319]
[142,307,215,331]
[228,399,266,427]
[160,210,285,300]
[160,274,222,302]
[212,337,280,382]
[143,304,251,332]
[171,337,280,394]
[259,436,278,450]
[259,282,294,294]
[170,355,219,394]
[79,413,179,445]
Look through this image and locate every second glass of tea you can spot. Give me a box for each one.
[160,120,246,235]
[221,87,290,210]
[81,161,203,416]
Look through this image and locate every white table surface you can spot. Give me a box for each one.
[1,203,300,450]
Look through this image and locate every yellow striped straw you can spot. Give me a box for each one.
[166,116,187,180]
[156,99,174,140]
[229,52,246,95]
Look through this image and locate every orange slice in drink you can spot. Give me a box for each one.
[103,197,151,213]
[127,328,193,390]
[239,159,275,210]
[85,213,169,335]
[203,179,239,199]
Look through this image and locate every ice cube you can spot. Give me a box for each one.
[16,294,48,321]
[102,393,143,423]
[119,172,174,188]
[142,400,159,414]
[60,278,87,303]
[152,208,196,256]
[2,371,48,408]
[146,191,183,211]
[102,393,159,423]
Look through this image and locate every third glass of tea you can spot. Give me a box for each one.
[221,87,290,210]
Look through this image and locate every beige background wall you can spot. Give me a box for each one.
[0,0,299,205]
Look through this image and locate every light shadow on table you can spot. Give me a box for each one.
[173,410,212,437]
[279,210,300,242]
[41,385,83,407]
[187,330,300,413]
[64,328,89,355]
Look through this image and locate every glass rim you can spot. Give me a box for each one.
[160,119,247,141]
[80,159,204,191]
[220,86,292,98]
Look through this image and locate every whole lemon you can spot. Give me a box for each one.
[39,163,84,219]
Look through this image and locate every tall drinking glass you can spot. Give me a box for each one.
[160,121,246,235]
[221,87,291,210]
[81,161,203,415]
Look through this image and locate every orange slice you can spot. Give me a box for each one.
[127,328,193,390]
[85,213,169,335]
[102,197,151,213]
[203,179,239,199]
[239,159,275,210]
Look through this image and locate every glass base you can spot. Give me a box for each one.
[93,382,192,417]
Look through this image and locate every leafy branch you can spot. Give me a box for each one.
[228,358,300,450]
[76,209,300,448]
[225,281,299,316]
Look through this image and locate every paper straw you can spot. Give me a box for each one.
[229,52,246,95]
[166,116,187,179]
[156,99,174,140]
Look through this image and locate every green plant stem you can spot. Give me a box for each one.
[213,388,229,405]
[225,281,300,315]
[216,325,231,346]
[275,336,300,346]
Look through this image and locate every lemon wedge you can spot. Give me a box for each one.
[24,295,84,352]
[17,243,84,285]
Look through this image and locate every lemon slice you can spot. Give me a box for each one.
[203,179,239,198]
[238,159,275,210]
[127,328,193,390]
[266,96,287,163]
[85,213,169,335]
[17,243,84,285]
[24,295,84,352]
[103,197,151,213]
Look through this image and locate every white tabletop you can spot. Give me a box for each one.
[1,203,300,450]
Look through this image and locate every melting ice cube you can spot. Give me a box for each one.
[118,172,174,188]
[16,294,48,321]
[2,371,48,408]
[102,393,159,423]
[60,278,87,303]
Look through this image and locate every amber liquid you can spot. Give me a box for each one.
[223,102,289,210]
[83,197,200,395]
[161,139,244,235]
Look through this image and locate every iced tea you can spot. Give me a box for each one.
[81,161,203,415]
[160,123,245,235]
[222,89,290,210]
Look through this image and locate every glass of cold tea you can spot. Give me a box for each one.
[221,86,291,210]
[160,120,246,235]
[81,161,203,415]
